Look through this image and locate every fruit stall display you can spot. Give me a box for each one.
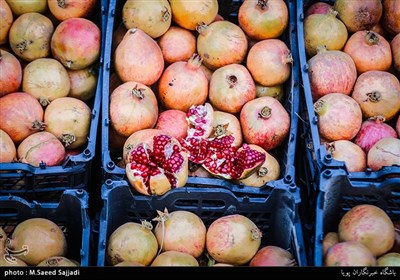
[0,189,90,266]
[0,0,107,202]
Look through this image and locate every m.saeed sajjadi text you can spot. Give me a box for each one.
[4,268,80,277]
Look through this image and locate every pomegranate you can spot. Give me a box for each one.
[48,0,96,21]
[212,14,224,22]
[110,81,158,138]
[200,64,213,82]
[392,34,400,74]
[109,72,122,94]
[22,58,70,106]
[210,111,243,147]
[377,253,400,266]
[239,144,280,187]
[17,131,65,167]
[0,50,22,97]
[339,204,395,257]
[256,84,284,102]
[238,0,288,40]
[188,164,213,178]
[67,67,97,101]
[5,0,47,15]
[213,263,233,267]
[123,0,171,38]
[126,134,188,195]
[107,221,158,266]
[250,246,296,266]
[247,39,292,87]
[44,97,91,149]
[6,218,67,266]
[367,138,400,171]
[0,129,16,163]
[154,210,206,258]
[334,0,382,33]
[370,22,388,38]
[304,9,348,57]
[209,64,256,114]
[325,241,376,266]
[325,140,366,172]
[0,92,45,143]
[155,110,188,140]
[322,232,339,258]
[37,257,78,267]
[206,214,262,265]
[151,251,199,266]
[9,12,54,62]
[391,221,400,254]
[158,26,196,64]
[307,48,357,100]
[157,54,208,112]
[0,228,27,267]
[170,0,218,31]
[0,0,12,45]
[354,116,397,153]
[313,93,362,141]
[196,21,248,70]
[240,96,290,151]
[351,71,400,121]
[51,18,100,70]
[123,129,165,164]
[382,0,400,34]
[305,2,332,17]
[115,28,163,85]
[114,261,144,267]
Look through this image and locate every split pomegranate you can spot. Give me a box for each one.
[377,253,400,266]
[210,111,243,147]
[392,33,400,74]
[206,214,262,265]
[0,129,16,163]
[37,257,78,267]
[313,93,362,141]
[250,246,296,266]
[48,0,96,21]
[158,54,208,112]
[110,81,158,138]
[209,64,256,114]
[0,0,12,45]
[307,48,357,100]
[322,232,339,258]
[126,134,188,195]
[325,241,376,266]
[44,97,91,149]
[238,0,288,40]
[151,251,199,266]
[247,39,292,87]
[354,116,397,153]
[0,50,22,97]
[339,204,395,257]
[382,0,400,34]
[5,0,47,15]
[155,110,188,140]
[154,210,206,258]
[22,58,70,106]
[325,140,366,172]
[305,2,332,17]
[241,96,290,151]
[351,71,400,121]
[0,92,45,143]
[107,221,158,266]
[186,103,214,140]
[367,138,400,171]
[17,131,65,167]
[255,84,284,101]
[51,18,100,70]
[158,26,196,64]
[67,67,97,101]
[197,21,248,70]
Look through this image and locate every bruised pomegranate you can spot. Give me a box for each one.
[0,0,12,45]
[157,54,208,112]
[382,0,400,34]
[0,50,22,97]
[151,251,199,266]
[210,111,242,147]
[48,0,96,21]
[126,134,188,195]
[322,232,339,258]
[155,110,188,140]
[123,129,165,164]
[391,34,400,74]
[5,0,47,15]
[240,96,290,151]
[377,253,400,266]
[67,67,97,101]
[325,140,366,172]
[107,221,158,266]
[110,81,158,138]
[0,129,16,163]
[206,214,262,265]
[186,103,214,140]
[209,64,256,114]
[367,138,400,171]
[154,210,206,258]
[255,84,284,101]
[37,256,78,267]
[6,218,67,266]
[339,204,395,257]
[17,131,65,167]
[305,2,332,17]
[325,241,376,266]
[250,246,296,266]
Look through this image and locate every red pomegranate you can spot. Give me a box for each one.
[250,246,296,266]
[0,129,16,163]
[382,0,400,34]
[0,50,22,97]
[155,110,188,140]
[392,33,400,74]
[67,67,97,101]
[209,64,256,114]
[48,0,96,21]
[51,18,100,70]
[0,92,45,143]
[240,96,290,151]
[210,111,243,147]
[305,2,332,17]
[110,81,158,138]
[0,0,13,45]
[151,251,199,266]
[325,241,376,266]
[158,54,208,112]
[367,138,400,171]
[247,39,292,87]
[325,140,366,172]
[158,26,196,64]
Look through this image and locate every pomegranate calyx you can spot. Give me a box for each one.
[57,0,66,8]
[140,220,153,230]
[257,0,268,10]
[188,53,203,69]
[196,22,208,35]
[131,86,145,99]
[39,97,51,107]
[32,120,46,131]
[259,106,272,119]
[61,133,76,147]
[327,8,338,18]
[368,115,386,123]
[257,167,268,177]
[366,31,379,46]
[251,228,262,240]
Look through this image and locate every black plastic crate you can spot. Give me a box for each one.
[96,179,307,266]
[0,0,108,202]
[0,189,91,266]
[101,0,300,197]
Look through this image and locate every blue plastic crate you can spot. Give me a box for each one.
[0,0,108,202]
[0,189,91,266]
[101,0,300,197]
[96,179,307,266]
[310,168,400,266]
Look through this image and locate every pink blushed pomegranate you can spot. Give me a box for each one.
[155,110,188,140]
[48,0,97,21]
[158,26,196,64]
[325,241,376,266]
[367,138,400,171]
[0,50,22,97]
[250,246,296,266]
[305,2,332,17]
[0,0,13,45]
[67,67,97,101]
